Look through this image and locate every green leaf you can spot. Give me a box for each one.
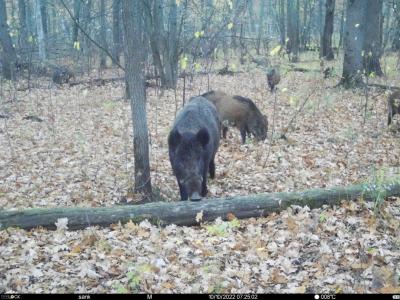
[229,218,240,228]
[319,213,327,223]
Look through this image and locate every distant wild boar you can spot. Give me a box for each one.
[202,90,268,144]
[168,96,220,201]
[267,68,280,92]
[52,66,75,85]
[388,90,400,126]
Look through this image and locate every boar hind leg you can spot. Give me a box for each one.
[239,127,247,144]
[222,126,228,139]
[209,159,215,179]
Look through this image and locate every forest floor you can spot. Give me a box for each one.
[0,54,400,293]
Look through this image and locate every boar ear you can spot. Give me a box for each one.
[168,130,181,149]
[196,128,209,147]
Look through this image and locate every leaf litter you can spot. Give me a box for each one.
[0,66,400,293]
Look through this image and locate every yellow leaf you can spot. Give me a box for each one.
[231,63,236,71]
[70,245,82,254]
[194,31,201,38]
[270,45,281,56]
[296,286,306,293]
[73,41,80,50]
[180,55,188,70]
[162,282,176,289]
[227,22,233,30]
[194,62,201,72]
[176,0,181,6]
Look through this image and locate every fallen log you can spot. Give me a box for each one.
[1,182,399,230]
[367,83,400,91]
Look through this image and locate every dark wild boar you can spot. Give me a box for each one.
[202,90,268,144]
[168,96,220,201]
[52,66,75,85]
[388,90,400,126]
[267,68,280,92]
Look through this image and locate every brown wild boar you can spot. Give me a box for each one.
[267,68,280,92]
[202,90,267,144]
[388,90,400,126]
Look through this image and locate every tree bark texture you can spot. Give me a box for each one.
[122,0,153,200]
[322,0,335,60]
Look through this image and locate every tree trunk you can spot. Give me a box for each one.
[0,0,17,80]
[340,0,365,88]
[1,182,399,230]
[122,0,152,200]
[322,0,335,60]
[338,5,345,50]
[279,0,286,46]
[363,0,383,76]
[72,0,81,45]
[300,0,308,50]
[392,8,400,51]
[146,0,166,85]
[112,0,121,65]
[318,0,324,57]
[382,0,390,49]
[287,0,299,62]
[100,0,107,68]
[18,0,28,56]
[40,0,47,38]
[163,0,179,89]
[256,0,266,54]
[34,0,46,61]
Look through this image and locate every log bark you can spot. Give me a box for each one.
[1,182,399,231]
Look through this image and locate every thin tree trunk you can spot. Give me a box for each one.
[112,0,121,65]
[72,0,81,45]
[256,0,266,54]
[279,0,285,46]
[0,0,17,80]
[322,0,335,60]
[18,0,28,56]
[382,0,391,49]
[287,0,299,62]
[363,0,383,76]
[100,0,107,68]
[146,0,166,85]
[338,5,345,50]
[34,0,46,61]
[391,7,400,51]
[164,0,178,88]
[340,0,365,88]
[122,0,153,200]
